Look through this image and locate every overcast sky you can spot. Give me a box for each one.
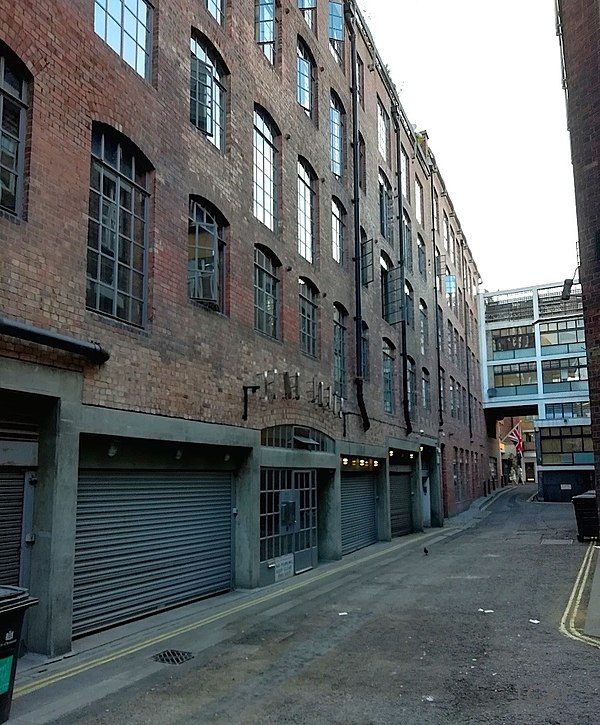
[357,0,578,292]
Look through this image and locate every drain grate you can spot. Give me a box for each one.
[152,649,194,665]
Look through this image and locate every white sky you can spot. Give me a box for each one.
[357,0,578,292]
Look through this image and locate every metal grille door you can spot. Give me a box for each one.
[341,473,377,555]
[73,471,232,637]
[390,472,413,537]
[0,471,25,586]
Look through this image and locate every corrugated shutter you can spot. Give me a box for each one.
[73,470,232,637]
[341,473,377,555]
[390,472,413,537]
[0,470,25,586]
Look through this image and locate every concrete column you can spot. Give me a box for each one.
[318,467,341,560]
[233,448,261,589]
[28,399,80,657]
[412,455,424,532]
[430,448,444,527]
[376,462,391,542]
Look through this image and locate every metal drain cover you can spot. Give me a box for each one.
[152,649,194,665]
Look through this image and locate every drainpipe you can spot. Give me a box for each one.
[430,166,444,432]
[0,314,110,364]
[391,107,412,436]
[346,0,370,432]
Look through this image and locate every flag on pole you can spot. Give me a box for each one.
[507,424,523,455]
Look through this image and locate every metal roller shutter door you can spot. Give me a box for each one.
[73,470,232,637]
[390,472,412,537]
[0,471,24,586]
[341,474,377,555]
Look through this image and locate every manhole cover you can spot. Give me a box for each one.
[152,649,194,665]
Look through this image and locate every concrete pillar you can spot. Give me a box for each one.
[233,448,261,589]
[318,467,341,560]
[412,455,424,532]
[376,461,391,542]
[28,398,80,657]
[430,448,444,527]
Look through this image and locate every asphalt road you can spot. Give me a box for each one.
[34,488,600,723]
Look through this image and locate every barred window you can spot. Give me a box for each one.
[86,124,150,327]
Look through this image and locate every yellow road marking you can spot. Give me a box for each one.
[559,542,600,649]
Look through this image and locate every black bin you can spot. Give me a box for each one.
[572,490,600,542]
[0,587,38,724]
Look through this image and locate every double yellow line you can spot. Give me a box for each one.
[560,542,600,649]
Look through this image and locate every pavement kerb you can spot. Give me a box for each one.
[12,485,519,701]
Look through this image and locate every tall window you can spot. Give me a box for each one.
[333,304,347,398]
[433,189,439,232]
[358,133,366,191]
[255,0,276,63]
[330,93,344,176]
[204,0,224,24]
[415,177,424,225]
[419,300,428,355]
[357,54,365,107]
[253,108,278,231]
[328,0,344,65]
[298,0,317,30]
[297,41,315,118]
[443,212,449,251]
[417,234,426,275]
[188,197,225,309]
[379,171,393,242]
[401,146,410,201]
[0,46,28,216]
[383,340,395,413]
[361,322,370,380]
[190,34,226,150]
[331,197,345,263]
[407,357,416,415]
[439,367,446,413]
[86,125,150,327]
[402,212,412,271]
[377,100,390,163]
[381,253,391,320]
[404,281,414,327]
[254,246,279,338]
[299,278,318,356]
[94,0,152,78]
[421,368,430,410]
[298,158,316,262]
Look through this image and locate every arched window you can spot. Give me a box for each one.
[253,107,279,231]
[190,33,227,150]
[254,246,279,338]
[188,197,227,310]
[297,158,317,262]
[297,39,316,118]
[422,367,431,410]
[383,339,395,413]
[87,124,152,327]
[333,303,348,398]
[331,197,345,263]
[404,281,414,327]
[419,299,428,354]
[330,92,344,177]
[299,277,318,357]
[0,44,30,216]
[417,234,426,275]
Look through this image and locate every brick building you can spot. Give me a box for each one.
[0,0,486,655]
[555,1,600,511]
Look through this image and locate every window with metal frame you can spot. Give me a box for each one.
[358,132,366,191]
[299,277,318,357]
[332,197,345,263]
[539,425,593,465]
[361,229,374,286]
[401,146,410,201]
[419,299,428,355]
[357,53,365,107]
[330,92,344,176]
[377,100,390,163]
[383,340,395,413]
[422,368,430,410]
[94,0,152,79]
[188,197,226,309]
[298,0,317,29]
[333,304,347,398]
[407,357,416,415]
[190,34,226,150]
[0,44,29,216]
[439,367,446,413]
[545,401,590,420]
[86,124,150,327]
[253,108,278,230]
[539,319,586,356]
[328,0,344,65]
[204,0,224,24]
[415,176,424,226]
[379,171,394,242]
[404,281,414,327]
[492,361,538,395]
[254,246,279,338]
[255,0,276,63]
[541,356,588,392]
[403,212,412,271]
[297,158,316,262]
[361,322,369,380]
[297,40,316,118]
[417,234,426,275]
